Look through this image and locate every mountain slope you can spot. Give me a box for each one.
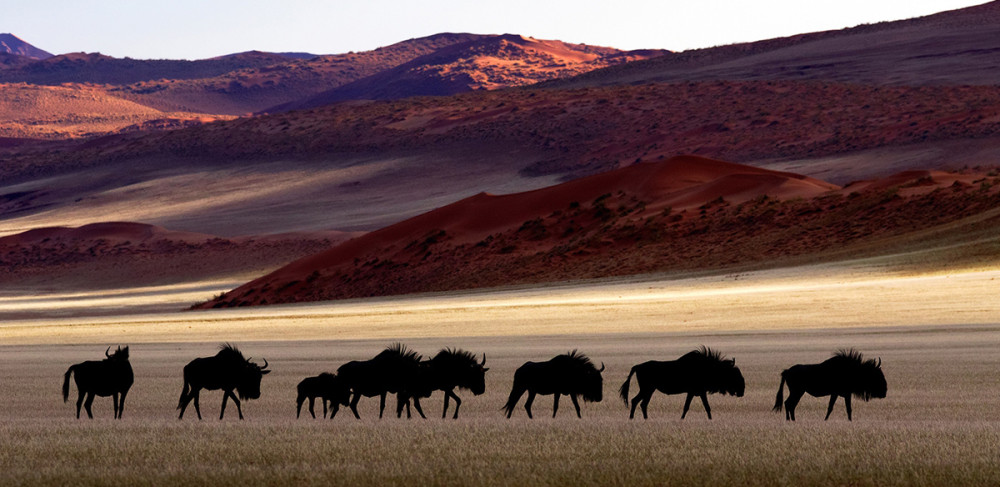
[0,34,52,60]
[546,1,1000,89]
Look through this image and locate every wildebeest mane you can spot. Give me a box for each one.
[680,346,730,364]
[216,343,246,362]
[432,348,478,366]
[832,348,878,367]
[377,342,422,363]
[555,349,598,370]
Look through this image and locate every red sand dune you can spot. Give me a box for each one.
[200,156,849,307]
[271,155,836,274]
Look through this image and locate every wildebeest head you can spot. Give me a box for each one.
[434,349,489,395]
[237,357,270,400]
[721,359,745,397]
[558,350,604,403]
[859,357,887,401]
[105,345,129,361]
[326,374,352,406]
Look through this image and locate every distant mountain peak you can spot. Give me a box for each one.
[0,33,53,60]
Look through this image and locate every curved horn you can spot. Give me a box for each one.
[105,346,111,358]
[261,358,269,370]
[599,362,605,373]
[481,353,487,367]
[877,357,881,367]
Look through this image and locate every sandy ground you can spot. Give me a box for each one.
[2,261,998,345]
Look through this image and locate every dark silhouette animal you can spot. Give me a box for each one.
[503,350,604,419]
[296,373,351,419]
[773,349,887,421]
[177,344,270,420]
[62,346,134,419]
[395,349,489,419]
[337,343,423,419]
[619,346,745,419]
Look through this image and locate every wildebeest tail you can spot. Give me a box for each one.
[619,365,638,405]
[772,372,786,412]
[62,365,76,402]
[177,379,191,410]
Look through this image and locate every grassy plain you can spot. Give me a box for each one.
[2,266,1000,485]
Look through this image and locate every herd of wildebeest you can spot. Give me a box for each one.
[61,344,888,422]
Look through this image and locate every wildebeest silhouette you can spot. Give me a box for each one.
[773,348,887,421]
[503,350,604,419]
[619,346,745,419]
[337,343,423,419]
[395,349,489,419]
[296,373,351,419]
[177,344,270,420]
[62,346,134,419]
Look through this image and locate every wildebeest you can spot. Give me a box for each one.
[177,344,270,420]
[395,348,489,419]
[619,346,745,419]
[503,350,604,419]
[296,373,351,419]
[773,349,887,421]
[62,346,134,419]
[337,343,423,419]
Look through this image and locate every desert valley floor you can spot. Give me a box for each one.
[2,261,1000,485]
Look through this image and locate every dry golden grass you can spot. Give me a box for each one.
[3,326,1000,485]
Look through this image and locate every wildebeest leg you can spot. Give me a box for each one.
[221,391,230,419]
[552,394,560,418]
[824,395,837,420]
[329,403,340,419]
[322,398,328,419]
[349,393,362,420]
[570,394,582,418]
[83,392,95,419]
[117,390,129,419]
[221,390,244,420]
[413,398,426,419]
[443,392,451,419]
[395,395,410,418]
[232,392,244,420]
[308,397,317,419]
[700,393,712,420]
[379,393,387,419]
[844,395,852,421]
[448,391,462,419]
[113,392,120,419]
[785,388,803,421]
[638,390,654,420]
[296,394,305,419]
[681,393,694,419]
[75,390,86,419]
[524,391,536,419]
[192,390,202,420]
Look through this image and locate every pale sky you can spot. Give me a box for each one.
[3,0,988,60]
